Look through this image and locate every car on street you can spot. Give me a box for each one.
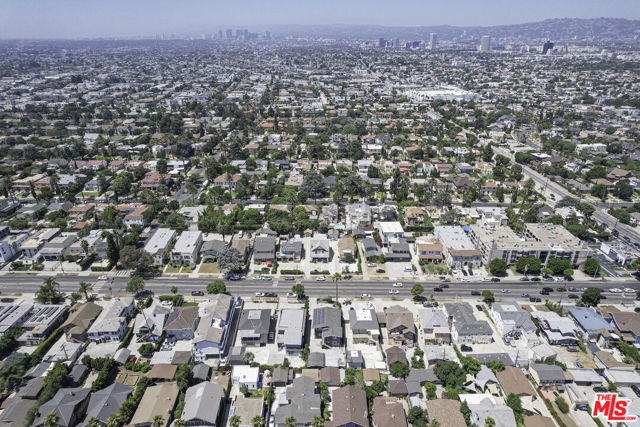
[261,276,272,281]
[284,276,295,281]
[543,277,554,281]
[471,291,481,296]
[191,291,204,296]
[610,288,622,293]
[389,290,399,294]
[491,278,501,282]
[568,294,579,299]
[361,293,371,298]
[229,275,241,281]
[255,292,265,297]
[556,287,566,292]
[98,275,108,280]
[568,287,578,292]
[519,277,529,281]
[441,284,450,288]
[521,293,530,297]
[482,277,491,282]
[316,276,326,281]
[461,278,470,282]
[443,278,452,282]
[286,292,296,298]
[529,297,542,302]
[542,287,554,293]
[624,288,634,293]
[393,282,403,287]
[531,277,541,282]
[433,287,443,292]
[343,300,352,305]
[265,292,277,298]
[501,289,511,293]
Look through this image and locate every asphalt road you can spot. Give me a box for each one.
[2,275,637,304]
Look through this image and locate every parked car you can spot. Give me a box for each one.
[367,263,377,267]
[265,292,277,298]
[519,277,529,281]
[255,292,265,297]
[191,291,204,296]
[461,345,472,352]
[529,297,542,302]
[361,293,371,298]
[491,278,501,282]
[413,295,426,302]
[568,294,579,299]
[482,277,491,282]
[531,277,541,282]
[286,292,296,298]
[575,362,584,368]
[284,276,295,281]
[631,385,640,398]
[376,269,385,273]
[261,276,272,281]
[316,276,326,281]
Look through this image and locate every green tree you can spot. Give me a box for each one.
[486,360,505,373]
[547,257,572,275]
[460,356,481,375]
[563,268,574,278]
[229,414,241,427]
[485,417,495,427]
[119,245,154,272]
[482,290,494,304]
[489,258,507,276]
[292,284,305,299]
[506,393,523,425]
[170,286,178,295]
[206,280,226,294]
[78,281,93,301]
[44,413,60,427]
[590,183,608,200]
[580,287,601,307]
[515,256,541,275]
[126,276,145,294]
[174,365,192,391]
[389,362,410,379]
[86,417,102,427]
[613,179,634,200]
[424,382,437,400]
[411,284,424,297]
[36,277,62,304]
[583,258,601,276]
[252,415,266,427]
[407,406,427,427]
[106,233,120,265]
[285,417,297,427]
[152,415,165,427]
[217,247,241,274]
[433,360,466,388]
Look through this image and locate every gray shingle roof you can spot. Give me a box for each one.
[181,382,224,424]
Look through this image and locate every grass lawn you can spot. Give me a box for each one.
[198,262,220,274]
[180,265,194,273]
[181,302,198,307]
[421,262,449,275]
[534,304,550,312]
[164,265,180,273]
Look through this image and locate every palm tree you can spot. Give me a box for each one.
[86,417,102,427]
[173,420,186,427]
[229,414,241,427]
[78,282,93,301]
[252,415,265,427]
[81,240,89,256]
[106,413,121,427]
[43,412,60,427]
[152,415,164,427]
[285,417,297,427]
[311,415,325,427]
[332,273,342,302]
[262,387,275,407]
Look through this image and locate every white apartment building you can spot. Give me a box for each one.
[144,228,177,264]
[171,230,203,265]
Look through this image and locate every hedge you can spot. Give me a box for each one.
[118,325,135,349]
[30,328,62,366]
[280,269,304,275]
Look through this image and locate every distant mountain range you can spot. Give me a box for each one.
[268,18,640,45]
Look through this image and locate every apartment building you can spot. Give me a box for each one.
[144,228,176,264]
[171,230,203,265]
[434,226,482,267]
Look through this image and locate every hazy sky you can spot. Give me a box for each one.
[1,0,638,39]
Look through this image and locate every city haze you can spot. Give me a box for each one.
[1,0,640,39]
